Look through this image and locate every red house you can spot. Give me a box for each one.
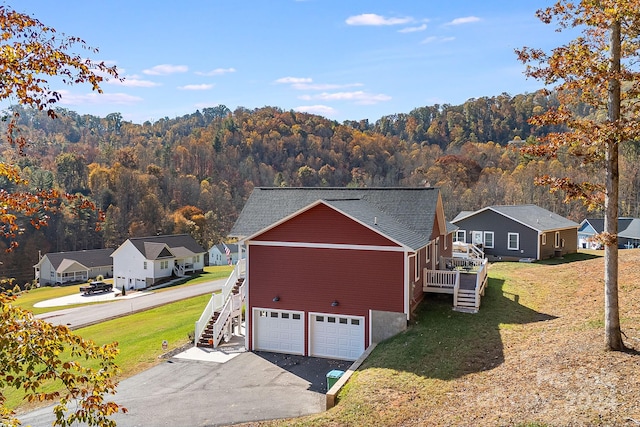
[228,187,453,361]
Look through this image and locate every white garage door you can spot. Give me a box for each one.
[253,308,304,355]
[310,313,365,361]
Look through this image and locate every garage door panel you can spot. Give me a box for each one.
[310,313,365,361]
[254,309,304,355]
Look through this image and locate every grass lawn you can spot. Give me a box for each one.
[248,250,640,426]
[7,293,211,412]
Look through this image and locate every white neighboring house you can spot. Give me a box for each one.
[207,243,239,266]
[34,249,114,286]
[112,234,206,290]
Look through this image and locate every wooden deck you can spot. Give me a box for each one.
[423,257,488,313]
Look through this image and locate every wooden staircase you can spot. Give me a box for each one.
[454,288,479,311]
[196,277,244,348]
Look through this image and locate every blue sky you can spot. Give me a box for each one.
[11,1,570,124]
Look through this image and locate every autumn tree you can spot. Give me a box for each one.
[516,0,640,351]
[1,4,118,247]
[0,5,125,425]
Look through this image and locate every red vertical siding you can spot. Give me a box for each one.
[248,245,405,353]
[254,203,398,246]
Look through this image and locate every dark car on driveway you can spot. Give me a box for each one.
[79,281,113,295]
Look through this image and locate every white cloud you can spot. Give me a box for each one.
[294,105,337,116]
[143,64,189,76]
[108,75,160,88]
[346,13,412,26]
[195,68,236,76]
[421,36,455,44]
[57,90,143,105]
[301,91,391,105]
[275,76,313,84]
[276,77,363,91]
[399,23,427,33]
[178,84,215,90]
[294,82,364,91]
[446,16,481,26]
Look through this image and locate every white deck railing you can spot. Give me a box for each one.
[452,242,484,259]
[194,259,246,345]
[441,256,485,269]
[212,280,246,348]
[424,258,489,312]
[423,269,459,293]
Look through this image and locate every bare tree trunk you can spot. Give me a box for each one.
[604,19,624,351]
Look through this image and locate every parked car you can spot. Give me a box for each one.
[79,281,113,295]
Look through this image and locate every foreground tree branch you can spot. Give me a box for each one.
[0,294,126,426]
[0,5,125,425]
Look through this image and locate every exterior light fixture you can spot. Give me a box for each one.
[331,300,339,307]
[273,296,280,302]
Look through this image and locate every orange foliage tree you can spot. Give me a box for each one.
[0,5,125,426]
[517,0,640,351]
[1,4,118,250]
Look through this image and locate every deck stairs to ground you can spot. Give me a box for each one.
[173,264,186,277]
[424,257,488,313]
[194,260,246,348]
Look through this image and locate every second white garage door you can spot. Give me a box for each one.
[253,308,305,355]
[309,313,365,361]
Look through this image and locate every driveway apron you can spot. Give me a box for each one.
[18,350,351,427]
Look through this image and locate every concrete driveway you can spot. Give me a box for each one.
[19,347,351,427]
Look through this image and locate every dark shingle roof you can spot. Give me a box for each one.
[453,204,578,232]
[127,235,205,259]
[230,187,441,250]
[37,248,114,269]
[619,218,640,239]
[585,218,640,239]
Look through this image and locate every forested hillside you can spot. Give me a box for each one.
[3,90,640,283]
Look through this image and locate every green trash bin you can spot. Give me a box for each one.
[326,369,345,391]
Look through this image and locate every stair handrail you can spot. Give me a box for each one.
[474,259,488,309]
[214,273,247,348]
[194,262,239,344]
[194,259,246,345]
[212,295,234,348]
[453,271,460,307]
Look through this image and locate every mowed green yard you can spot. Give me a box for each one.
[6,266,233,411]
[9,254,640,426]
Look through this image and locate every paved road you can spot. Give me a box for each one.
[35,279,227,329]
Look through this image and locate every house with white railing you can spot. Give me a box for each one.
[112,234,206,290]
[194,187,490,361]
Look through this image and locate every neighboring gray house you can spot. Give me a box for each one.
[208,243,239,266]
[579,218,640,249]
[452,205,579,260]
[34,248,114,286]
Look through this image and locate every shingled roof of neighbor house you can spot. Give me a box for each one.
[453,204,578,232]
[230,187,443,251]
[36,248,114,269]
[583,218,640,239]
[126,234,205,259]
